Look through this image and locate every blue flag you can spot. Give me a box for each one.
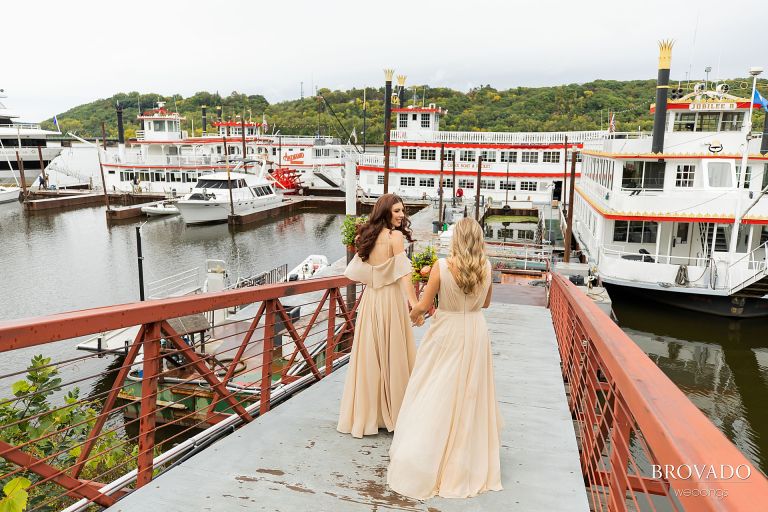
[753,89,768,112]
[53,115,60,131]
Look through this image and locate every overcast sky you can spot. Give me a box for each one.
[3,0,765,122]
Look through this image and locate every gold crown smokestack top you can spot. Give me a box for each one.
[652,40,674,155]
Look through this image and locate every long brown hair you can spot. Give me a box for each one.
[355,193,413,261]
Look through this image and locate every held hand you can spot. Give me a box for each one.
[409,308,425,326]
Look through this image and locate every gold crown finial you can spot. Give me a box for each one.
[384,69,395,82]
[396,75,407,87]
[658,39,674,70]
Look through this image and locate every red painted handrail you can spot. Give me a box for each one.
[549,273,768,510]
[0,276,353,351]
[0,275,360,510]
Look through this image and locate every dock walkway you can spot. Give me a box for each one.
[108,297,588,511]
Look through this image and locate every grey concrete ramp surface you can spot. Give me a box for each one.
[108,302,588,512]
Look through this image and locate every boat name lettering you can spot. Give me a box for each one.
[283,152,305,162]
[688,102,736,111]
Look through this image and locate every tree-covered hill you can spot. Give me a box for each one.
[41,78,766,141]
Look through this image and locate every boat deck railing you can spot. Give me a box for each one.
[727,240,768,294]
[390,129,606,144]
[146,268,204,300]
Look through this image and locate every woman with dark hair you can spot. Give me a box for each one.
[338,193,418,438]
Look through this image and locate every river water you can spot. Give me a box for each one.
[611,291,768,474]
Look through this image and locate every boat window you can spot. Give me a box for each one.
[707,162,733,187]
[696,113,719,132]
[154,120,165,131]
[676,223,689,244]
[763,164,768,190]
[735,165,752,188]
[673,113,696,132]
[675,165,695,187]
[196,179,228,189]
[613,220,657,244]
[622,161,665,190]
[720,113,743,132]
[253,187,264,197]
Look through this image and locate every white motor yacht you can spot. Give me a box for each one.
[175,159,282,224]
[0,90,63,187]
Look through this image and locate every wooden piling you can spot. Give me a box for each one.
[37,146,48,188]
[15,152,28,200]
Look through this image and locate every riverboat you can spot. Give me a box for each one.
[98,102,347,194]
[356,104,604,205]
[571,41,768,317]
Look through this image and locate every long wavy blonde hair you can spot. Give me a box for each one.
[449,218,488,295]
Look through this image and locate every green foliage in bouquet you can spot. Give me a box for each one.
[411,246,438,283]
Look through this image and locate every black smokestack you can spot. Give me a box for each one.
[397,75,406,108]
[652,40,674,155]
[202,105,207,133]
[761,113,768,154]
[116,102,125,144]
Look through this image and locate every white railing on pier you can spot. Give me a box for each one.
[727,241,768,295]
[135,130,145,140]
[390,129,607,144]
[146,268,203,300]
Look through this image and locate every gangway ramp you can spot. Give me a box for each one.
[108,302,587,511]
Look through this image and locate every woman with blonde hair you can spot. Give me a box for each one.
[387,218,502,499]
[338,193,418,438]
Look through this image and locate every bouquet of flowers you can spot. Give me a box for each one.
[411,245,438,283]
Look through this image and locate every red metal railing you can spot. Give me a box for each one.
[0,276,360,511]
[549,273,768,511]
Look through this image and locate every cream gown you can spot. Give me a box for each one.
[387,258,502,499]
[337,244,416,438]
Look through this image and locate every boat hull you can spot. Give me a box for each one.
[176,196,282,224]
[141,204,179,216]
[0,187,20,204]
[603,282,768,318]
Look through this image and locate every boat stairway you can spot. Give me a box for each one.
[313,171,341,189]
[734,275,768,298]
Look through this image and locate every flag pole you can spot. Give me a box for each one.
[729,67,763,257]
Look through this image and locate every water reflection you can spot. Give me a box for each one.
[612,293,768,473]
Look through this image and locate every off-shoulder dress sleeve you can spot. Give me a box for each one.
[343,252,413,289]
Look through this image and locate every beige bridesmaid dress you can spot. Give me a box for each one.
[387,258,502,499]
[337,245,416,438]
